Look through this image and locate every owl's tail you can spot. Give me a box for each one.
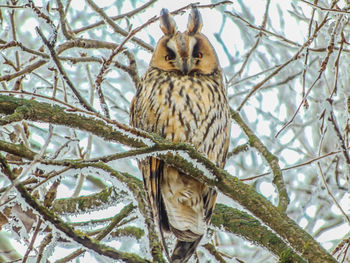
[170,237,202,263]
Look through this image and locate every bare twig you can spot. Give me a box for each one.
[300,0,350,14]
[36,233,53,263]
[225,11,348,53]
[74,0,157,35]
[228,0,271,82]
[85,0,153,52]
[93,12,161,118]
[36,27,96,113]
[0,59,47,82]
[56,0,75,40]
[317,162,350,224]
[28,0,57,45]
[330,31,345,98]
[332,237,350,256]
[0,125,54,205]
[85,0,232,52]
[317,116,350,226]
[275,6,341,137]
[22,219,42,263]
[8,3,20,70]
[301,0,318,109]
[55,203,135,263]
[241,147,350,181]
[328,104,350,165]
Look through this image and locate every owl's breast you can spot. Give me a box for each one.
[132,68,230,166]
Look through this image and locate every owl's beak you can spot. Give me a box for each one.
[180,57,192,75]
[182,60,189,74]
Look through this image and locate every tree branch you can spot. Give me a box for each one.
[0,153,149,263]
[0,95,336,263]
[231,109,289,211]
[212,204,307,263]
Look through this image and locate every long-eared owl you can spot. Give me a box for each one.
[130,7,231,263]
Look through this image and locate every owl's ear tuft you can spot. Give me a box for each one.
[160,8,177,36]
[187,6,202,35]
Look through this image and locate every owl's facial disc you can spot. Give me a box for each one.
[165,33,199,74]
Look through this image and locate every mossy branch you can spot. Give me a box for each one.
[0,139,311,263]
[0,153,149,263]
[230,109,289,212]
[212,204,306,263]
[52,187,127,214]
[0,95,336,263]
[55,203,137,263]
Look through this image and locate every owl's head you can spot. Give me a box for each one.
[150,7,220,75]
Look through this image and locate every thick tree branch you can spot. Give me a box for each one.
[212,204,306,263]
[55,203,137,263]
[0,136,303,263]
[0,95,336,263]
[231,109,289,211]
[0,153,148,263]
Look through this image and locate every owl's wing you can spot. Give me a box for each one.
[139,158,170,231]
[139,157,176,262]
[130,96,168,228]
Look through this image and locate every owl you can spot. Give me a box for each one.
[130,7,231,263]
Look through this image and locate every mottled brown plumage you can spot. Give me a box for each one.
[130,7,230,262]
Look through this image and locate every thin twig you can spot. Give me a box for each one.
[275,6,340,137]
[236,53,301,111]
[28,0,57,45]
[22,219,42,263]
[36,27,96,113]
[8,4,20,70]
[0,59,47,82]
[0,125,54,205]
[85,0,153,52]
[74,0,157,34]
[241,147,350,181]
[301,0,318,109]
[56,0,75,40]
[328,104,350,165]
[93,13,160,118]
[85,0,232,52]
[55,203,135,263]
[300,0,350,14]
[225,11,347,53]
[317,117,350,226]
[228,0,271,82]
[317,163,350,224]
[330,31,345,98]
[36,232,53,263]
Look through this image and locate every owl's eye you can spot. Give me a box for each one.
[193,52,203,59]
[192,43,203,59]
[165,48,176,61]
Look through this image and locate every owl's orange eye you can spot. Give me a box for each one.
[196,52,203,58]
[165,48,176,61]
[194,52,203,59]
